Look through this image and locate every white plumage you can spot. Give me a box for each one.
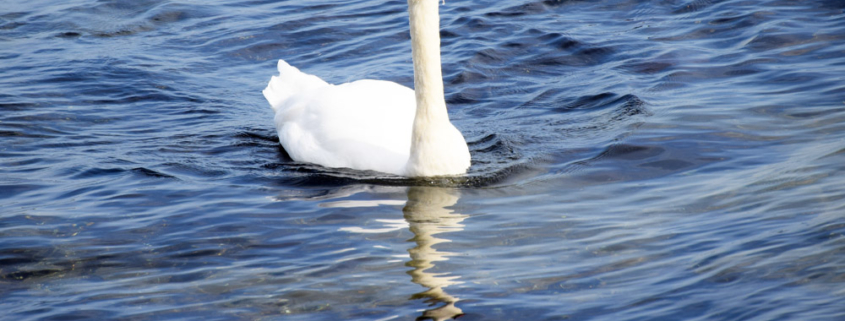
[263,60,416,175]
[262,0,470,177]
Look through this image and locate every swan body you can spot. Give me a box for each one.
[262,0,470,177]
[264,61,416,175]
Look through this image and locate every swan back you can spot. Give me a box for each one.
[263,61,417,175]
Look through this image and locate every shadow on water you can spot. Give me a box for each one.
[262,133,536,191]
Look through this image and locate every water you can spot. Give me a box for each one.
[2,0,844,320]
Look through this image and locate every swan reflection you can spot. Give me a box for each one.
[336,186,466,320]
[403,187,466,321]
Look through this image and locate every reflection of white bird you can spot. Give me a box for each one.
[263,0,470,177]
[404,187,466,321]
[336,186,466,321]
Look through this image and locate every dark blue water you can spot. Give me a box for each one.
[2,0,845,320]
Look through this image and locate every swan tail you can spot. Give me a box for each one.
[263,59,329,113]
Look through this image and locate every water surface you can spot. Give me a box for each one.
[2,0,845,320]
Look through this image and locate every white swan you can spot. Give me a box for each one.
[262,0,470,177]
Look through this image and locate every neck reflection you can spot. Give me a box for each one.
[404,186,466,321]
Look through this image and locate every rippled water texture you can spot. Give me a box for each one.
[2,0,845,320]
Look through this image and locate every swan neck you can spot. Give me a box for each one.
[408,0,448,122]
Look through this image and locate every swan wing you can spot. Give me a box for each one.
[263,60,415,175]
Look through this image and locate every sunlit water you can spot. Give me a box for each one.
[2,0,845,320]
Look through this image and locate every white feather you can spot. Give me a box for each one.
[263,0,470,177]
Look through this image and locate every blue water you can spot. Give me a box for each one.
[2,0,845,320]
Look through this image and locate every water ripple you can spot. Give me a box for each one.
[1,0,844,320]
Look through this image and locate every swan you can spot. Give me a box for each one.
[262,0,471,177]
